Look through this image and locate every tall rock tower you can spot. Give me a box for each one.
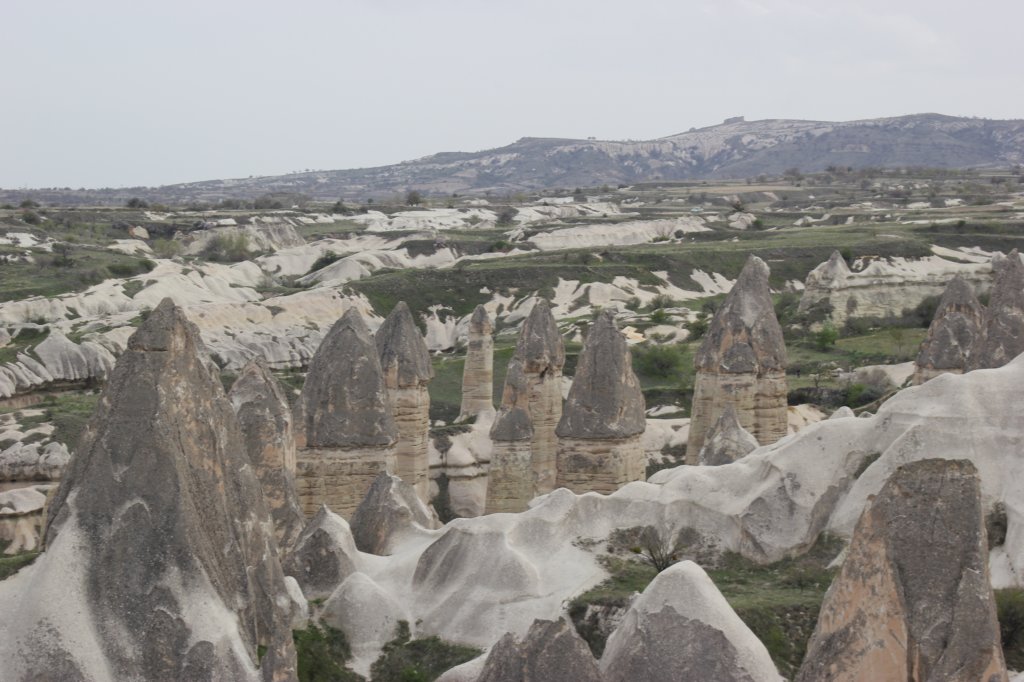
[912,276,985,384]
[376,302,433,502]
[555,310,647,494]
[687,255,787,463]
[294,308,397,518]
[486,299,565,513]
[967,250,1024,371]
[458,305,495,421]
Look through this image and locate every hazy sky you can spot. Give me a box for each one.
[4,0,1022,188]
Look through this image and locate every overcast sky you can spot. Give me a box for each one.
[3,0,1022,189]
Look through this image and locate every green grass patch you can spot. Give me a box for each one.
[369,621,481,682]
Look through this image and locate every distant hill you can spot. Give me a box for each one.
[5,113,1024,205]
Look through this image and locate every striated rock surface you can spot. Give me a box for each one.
[229,359,305,550]
[458,305,495,421]
[376,301,433,500]
[476,618,604,682]
[283,504,362,600]
[488,300,564,512]
[968,249,1024,371]
[600,561,782,682]
[349,472,438,555]
[913,275,985,383]
[0,299,298,682]
[555,311,646,494]
[797,459,1006,682]
[294,308,397,517]
[688,255,787,461]
[698,403,759,466]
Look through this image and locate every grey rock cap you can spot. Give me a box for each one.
[469,304,493,335]
[968,249,1024,370]
[489,358,534,442]
[556,310,646,440]
[516,299,565,375]
[349,471,437,555]
[915,275,984,372]
[477,618,604,682]
[696,255,787,374]
[376,301,433,388]
[295,307,398,449]
[697,404,759,466]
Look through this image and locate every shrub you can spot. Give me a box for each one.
[21,209,41,225]
[293,624,362,682]
[369,621,481,682]
[152,238,181,259]
[405,189,423,206]
[125,197,149,209]
[201,233,252,263]
[308,251,342,274]
[997,588,1024,670]
[632,343,686,378]
[813,323,839,350]
[649,308,669,324]
[495,206,518,227]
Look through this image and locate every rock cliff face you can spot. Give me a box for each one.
[476,618,604,682]
[283,505,362,600]
[687,255,787,462]
[912,276,985,384]
[229,359,305,550]
[376,302,433,500]
[797,250,993,327]
[600,561,782,682]
[797,459,1006,682]
[458,305,495,421]
[0,298,297,682]
[697,403,759,466]
[968,249,1024,371]
[488,300,565,512]
[555,311,646,494]
[294,308,397,517]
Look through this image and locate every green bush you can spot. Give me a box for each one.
[201,233,252,263]
[152,238,181,259]
[369,621,481,682]
[813,323,839,350]
[293,624,363,682]
[632,343,686,378]
[997,588,1024,670]
[308,251,342,274]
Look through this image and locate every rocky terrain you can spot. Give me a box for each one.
[2,166,1024,680]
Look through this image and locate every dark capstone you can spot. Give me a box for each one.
[349,472,435,555]
[376,301,433,388]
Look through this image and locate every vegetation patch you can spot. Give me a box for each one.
[293,623,364,682]
[369,621,481,682]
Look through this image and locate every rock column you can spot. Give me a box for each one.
[376,302,433,502]
[967,249,1024,371]
[487,300,564,512]
[294,308,398,518]
[458,305,494,421]
[687,255,788,463]
[555,310,647,494]
[912,275,985,384]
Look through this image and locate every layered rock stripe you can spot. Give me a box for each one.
[459,304,495,421]
[687,255,788,462]
[294,307,397,518]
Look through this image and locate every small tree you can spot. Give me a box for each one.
[405,189,423,206]
[126,197,149,209]
[814,323,839,351]
[630,527,684,573]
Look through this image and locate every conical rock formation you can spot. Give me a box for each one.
[294,307,397,517]
[476,618,604,682]
[687,255,787,462]
[376,301,433,500]
[913,275,985,383]
[555,310,646,494]
[349,472,438,555]
[796,459,1006,682]
[968,249,1024,371]
[283,504,362,600]
[229,358,305,550]
[0,298,298,682]
[458,305,495,421]
[488,299,565,512]
[698,403,759,466]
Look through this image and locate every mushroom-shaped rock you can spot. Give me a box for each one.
[376,302,433,500]
[229,359,305,550]
[913,275,985,383]
[555,311,646,494]
[283,504,362,600]
[294,307,397,517]
[687,255,787,462]
[458,305,495,421]
[488,299,565,512]
[349,472,438,555]
[0,298,298,682]
[968,250,1024,371]
[697,404,759,466]
[796,459,1007,682]
[476,618,604,682]
[600,561,782,682]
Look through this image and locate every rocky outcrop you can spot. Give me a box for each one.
[797,459,1007,682]
[0,484,52,554]
[968,249,1024,371]
[0,331,116,399]
[349,472,438,555]
[476,618,604,682]
[179,222,305,256]
[797,249,993,327]
[294,307,398,518]
[555,311,646,494]
[0,298,298,682]
[488,300,564,512]
[229,359,305,550]
[687,255,788,462]
[458,305,494,421]
[0,441,70,482]
[376,301,433,501]
[283,504,362,600]
[698,403,759,466]
[600,561,782,682]
[913,275,985,383]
